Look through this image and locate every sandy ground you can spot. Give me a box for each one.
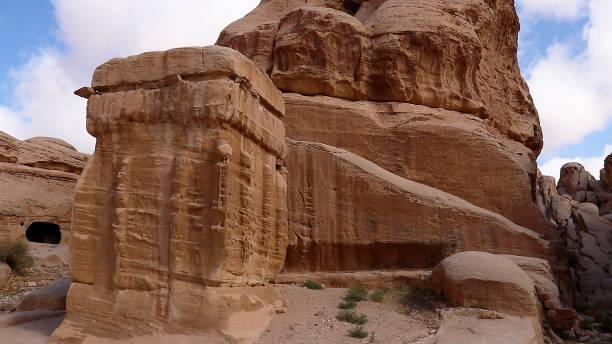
[0,284,440,344]
[0,312,64,344]
[256,285,436,344]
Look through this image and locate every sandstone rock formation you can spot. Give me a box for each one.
[0,132,88,245]
[284,140,549,273]
[218,0,551,237]
[537,160,612,313]
[51,46,288,343]
[431,252,539,317]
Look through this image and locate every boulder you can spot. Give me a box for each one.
[51,46,288,343]
[430,251,539,317]
[17,278,70,311]
[558,163,594,198]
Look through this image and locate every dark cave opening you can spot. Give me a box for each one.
[25,222,61,244]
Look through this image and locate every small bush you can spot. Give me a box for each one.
[369,287,389,302]
[467,301,487,309]
[567,251,578,267]
[338,300,357,309]
[0,240,34,274]
[337,310,368,325]
[369,331,376,343]
[348,326,368,338]
[300,280,323,290]
[344,285,368,302]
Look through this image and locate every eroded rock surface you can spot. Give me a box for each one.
[51,46,288,343]
[0,132,88,244]
[218,0,551,239]
[537,160,612,313]
[284,140,549,273]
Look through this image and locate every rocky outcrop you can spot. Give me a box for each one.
[51,46,288,343]
[282,94,551,235]
[284,140,549,273]
[217,0,551,239]
[0,132,88,244]
[537,160,612,313]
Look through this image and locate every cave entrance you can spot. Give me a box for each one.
[25,222,61,244]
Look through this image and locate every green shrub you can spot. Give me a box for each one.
[0,240,34,274]
[300,280,323,290]
[344,285,368,302]
[467,301,487,309]
[369,287,389,302]
[338,300,357,309]
[337,310,368,325]
[348,326,368,338]
[369,331,376,343]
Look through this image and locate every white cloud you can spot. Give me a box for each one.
[526,0,612,157]
[516,0,588,19]
[539,144,612,182]
[0,0,259,153]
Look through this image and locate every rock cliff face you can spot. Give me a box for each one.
[0,131,88,244]
[285,140,549,273]
[537,157,612,312]
[218,0,553,273]
[51,46,288,343]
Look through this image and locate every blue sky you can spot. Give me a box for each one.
[0,1,60,104]
[0,0,610,181]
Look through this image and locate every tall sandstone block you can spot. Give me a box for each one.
[52,46,288,343]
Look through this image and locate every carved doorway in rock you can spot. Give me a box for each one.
[25,222,61,244]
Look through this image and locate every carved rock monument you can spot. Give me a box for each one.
[51,46,288,343]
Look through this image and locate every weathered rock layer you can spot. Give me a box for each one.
[52,46,288,343]
[0,132,88,244]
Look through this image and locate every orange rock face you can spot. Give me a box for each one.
[284,140,549,273]
[218,0,551,240]
[51,46,288,343]
[218,0,543,151]
[0,131,88,244]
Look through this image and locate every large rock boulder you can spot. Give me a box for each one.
[430,251,539,317]
[0,132,88,244]
[51,46,288,343]
[284,141,550,273]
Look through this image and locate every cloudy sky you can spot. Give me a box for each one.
[0,0,610,181]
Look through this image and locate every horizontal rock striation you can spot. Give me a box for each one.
[52,46,288,343]
[0,131,88,243]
